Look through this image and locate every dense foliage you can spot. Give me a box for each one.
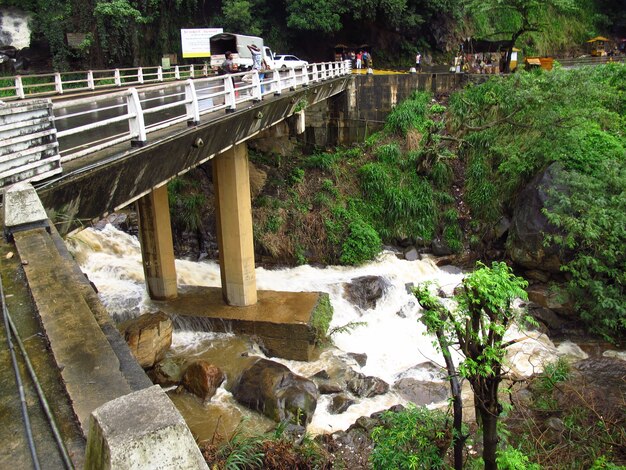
[448,63,625,340]
[5,0,624,70]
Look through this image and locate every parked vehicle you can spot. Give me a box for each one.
[273,55,309,69]
[210,33,276,71]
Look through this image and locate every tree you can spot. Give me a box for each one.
[414,261,530,470]
[464,0,576,72]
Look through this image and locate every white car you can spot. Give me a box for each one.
[273,54,308,69]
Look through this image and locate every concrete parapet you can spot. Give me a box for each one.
[3,181,49,236]
[85,385,208,470]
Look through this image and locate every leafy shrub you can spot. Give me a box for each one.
[288,167,305,185]
[370,405,450,469]
[305,152,339,171]
[496,447,541,470]
[384,91,431,136]
[375,143,402,165]
[340,218,381,265]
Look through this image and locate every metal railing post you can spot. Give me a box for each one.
[87,70,95,90]
[114,69,122,87]
[138,67,144,84]
[272,69,281,95]
[175,66,180,80]
[251,70,262,101]
[312,64,318,82]
[15,76,24,99]
[301,66,309,87]
[184,79,200,125]
[54,72,63,94]
[126,88,147,146]
[289,67,297,90]
[224,76,236,112]
[157,66,163,81]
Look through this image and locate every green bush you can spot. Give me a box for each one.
[384,91,432,136]
[370,405,450,470]
[340,217,381,265]
[496,447,541,470]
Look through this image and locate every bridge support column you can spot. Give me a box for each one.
[213,143,257,306]
[136,185,177,300]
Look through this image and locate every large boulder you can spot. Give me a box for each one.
[347,372,389,398]
[343,276,389,310]
[508,163,567,272]
[148,357,184,386]
[181,361,225,401]
[232,358,319,426]
[118,312,173,368]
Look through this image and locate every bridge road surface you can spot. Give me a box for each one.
[53,80,226,160]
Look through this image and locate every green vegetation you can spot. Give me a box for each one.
[309,293,334,346]
[199,420,330,469]
[448,63,626,341]
[414,262,531,470]
[370,404,451,469]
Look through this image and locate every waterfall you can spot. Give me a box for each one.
[66,224,559,435]
[0,8,31,50]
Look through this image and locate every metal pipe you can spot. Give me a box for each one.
[1,275,41,470]
[5,306,74,469]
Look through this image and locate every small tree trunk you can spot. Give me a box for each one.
[480,407,499,470]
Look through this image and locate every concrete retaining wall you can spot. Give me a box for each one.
[304,73,467,146]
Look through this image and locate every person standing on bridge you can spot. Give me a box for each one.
[247,44,266,92]
[415,51,422,72]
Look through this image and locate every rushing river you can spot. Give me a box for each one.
[67,224,561,438]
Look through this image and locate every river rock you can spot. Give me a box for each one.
[504,329,558,378]
[148,357,184,386]
[507,163,566,272]
[556,341,588,362]
[232,358,318,425]
[393,378,449,405]
[329,393,355,414]
[395,361,447,382]
[118,312,173,368]
[403,246,419,261]
[318,382,343,394]
[602,350,626,362]
[181,361,225,401]
[526,284,574,317]
[343,276,389,310]
[347,352,367,367]
[347,372,389,398]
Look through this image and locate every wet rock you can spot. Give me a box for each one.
[545,417,565,433]
[148,357,184,386]
[94,211,138,235]
[493,216,511,239]
[311,369,330,380]
[181,361,225,401]
[347,372,389,398]
[556,341,588,362]
[508,163,567,272]
[393,378,449,405]
[343,275,389,310]
[232,358,318,425]
[318,382,343,394]
[431,237,453,256]
[118,312,173,368]
[329,394,355,414]
[347,352,367,367]
[395,361,447,382]
[526,302,565,332]
[404,282,415,294]
[525,270,551,283]
[603,350,626,362]
[403,246,419,261]
[527,284,575,317]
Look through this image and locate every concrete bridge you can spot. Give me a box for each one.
[0,65,466,468]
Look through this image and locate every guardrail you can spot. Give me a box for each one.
[0,64,208,101]
[556,55,625,68]
[53,61,351,164]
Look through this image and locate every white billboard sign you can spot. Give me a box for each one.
[181,28,223,58]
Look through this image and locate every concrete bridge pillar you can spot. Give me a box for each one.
[136,185,178,300]
[213,143,257,306]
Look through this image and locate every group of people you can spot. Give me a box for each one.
[339,50,373,69]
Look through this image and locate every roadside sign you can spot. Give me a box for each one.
[181,28,223,58]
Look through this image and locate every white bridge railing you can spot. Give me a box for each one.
[53,61,351,164]
[1,64,205,100]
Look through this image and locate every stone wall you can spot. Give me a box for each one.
[304,73,467,147]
